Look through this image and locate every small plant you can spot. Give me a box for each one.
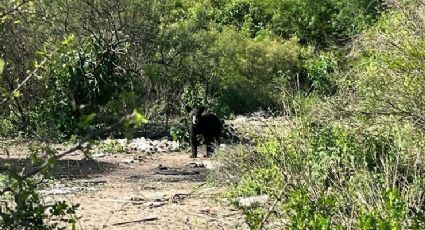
[357,189,408,229]
[97,139,127,154]
[0,146,79,230]
[170,124,190,146]
[0,176,79,230]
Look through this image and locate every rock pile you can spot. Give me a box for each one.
[102,137,180,154]
[128,137,180,154]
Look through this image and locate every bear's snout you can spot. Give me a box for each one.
[192,115,199,124]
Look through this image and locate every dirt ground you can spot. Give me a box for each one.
[0,149,248,230]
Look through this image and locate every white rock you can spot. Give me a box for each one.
[237,195,269,208]
[122,159,135,164]
[234,116,248,122]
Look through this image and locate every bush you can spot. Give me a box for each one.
[344,1,425,131]
[32,35,132,138]
[0,145,80,229]
[211,117,425,228]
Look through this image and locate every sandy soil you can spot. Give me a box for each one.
[23,151,250,230]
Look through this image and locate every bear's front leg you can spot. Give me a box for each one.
[190,127,198,158]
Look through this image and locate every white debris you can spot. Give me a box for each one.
[40,187,96,195]
[100,137,181,154]
[202,159,221,170]
[237,195,269,208]
[122,159,135,164]
[234,116,248,122]
[92,153,106,158]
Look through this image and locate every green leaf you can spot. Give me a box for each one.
[12,90,22,98]
[77,113,97,128]
[62,34,75,46]
[130,109,149,127]
[0,58,5,75]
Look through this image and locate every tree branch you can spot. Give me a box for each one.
[20,114,130,181]
[0,0,30,18]
[258,191,284,230]
[0,54,52,106]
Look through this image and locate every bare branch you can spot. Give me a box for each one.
[20,114,131,181]
[0,52,54,106]
[258,190,285,230]
[0,0,30,18]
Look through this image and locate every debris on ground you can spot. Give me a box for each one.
[94,138,181,155]
[111,216,159,226]
[147,201,166,208]
[40,186,96,196]
[236,195,269,208]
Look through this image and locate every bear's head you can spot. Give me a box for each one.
[185,106,206,125]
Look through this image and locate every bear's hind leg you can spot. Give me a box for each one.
[205,137,213,157]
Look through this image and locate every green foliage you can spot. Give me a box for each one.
[1,0,386,137]
[286,189,336,230]
[357,189,413,229]
[302,49,338,95]
[344,4,425,130]
[0,145,79,229]
[212,117,425,228]
[180,83,207,110]
[0,177,78,229]
[270,0,383,47]
[242,207,266,229]
[33,35,132,137]
[97,140,127,154]
[170,125,189,144]
[232,166,283,198]
[0,58,4,75]
[219,0,273,37]
[0,119,15,137]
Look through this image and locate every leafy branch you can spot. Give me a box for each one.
[0,0,30,18]
[0,110,146,195]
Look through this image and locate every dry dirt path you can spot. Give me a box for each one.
[47,152,248,230]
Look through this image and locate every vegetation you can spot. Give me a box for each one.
[0,0,424,229]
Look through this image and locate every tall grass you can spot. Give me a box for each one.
[210,115,425,229]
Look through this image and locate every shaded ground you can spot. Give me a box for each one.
[0,157,118,179]
[1,149,248,229]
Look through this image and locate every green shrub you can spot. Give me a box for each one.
[212,118,425,228]
[32,35,132,138]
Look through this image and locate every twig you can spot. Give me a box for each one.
[103,199,144,204]
[0,53,53,106]
[0,0,29,18]
[258,191,284,230]
[103,201,131,227]
[169,182,206,202]
[220,212,242,218]
[111,216,158,226]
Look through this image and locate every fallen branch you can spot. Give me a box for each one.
[169,182,207,202]
[155,169,200,176]
[0,114,133,197]
[111,216,158,226]
[220,212,242,218]
[103,199,144,204]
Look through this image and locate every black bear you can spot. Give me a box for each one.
[185,106,222,158]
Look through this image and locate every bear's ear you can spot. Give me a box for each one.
[199,106,206,114]
[185,105,192,113]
